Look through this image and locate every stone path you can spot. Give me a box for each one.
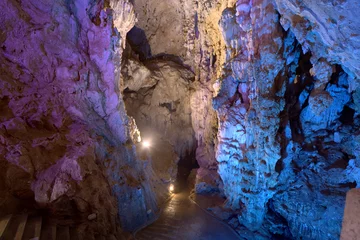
[135,191,240,240]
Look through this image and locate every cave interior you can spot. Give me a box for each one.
[0,0,359,239]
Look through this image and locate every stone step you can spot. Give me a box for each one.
[14,214,28,240]
[134,237,147,240]
[96,235,106,240]
[22,215,42,240]
[136,233,170,240]
[33,216,42,240]
[0,214,85,240]
[0,215,12,239]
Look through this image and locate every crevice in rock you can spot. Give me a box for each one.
[339,105,355,125]
[266,199,293,239]
[285,51,315,143]
[211,53,217,68]
[329,64,343,85]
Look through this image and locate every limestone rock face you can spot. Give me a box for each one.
[213,0,287,232]
[126,1,360,237]
[2,0,360,239]
[275,0,360,80]
[123,58,196,188]
[130,0,187,59]
[0,0,158,236]
[128,0,239,195]
[188,0,237,193]
[211,0,360,239]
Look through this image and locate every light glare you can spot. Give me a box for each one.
[143,140,150,148]
[169,184,174,192]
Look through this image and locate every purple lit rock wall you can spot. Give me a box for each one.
[0,0,157,237]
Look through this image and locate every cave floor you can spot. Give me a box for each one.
[135,190,239,240]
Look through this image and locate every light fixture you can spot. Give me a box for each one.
[142,140,150,148]
[169,184,174,192]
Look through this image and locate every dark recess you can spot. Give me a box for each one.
[126,26,152,61]
[339,106,355,125]
[175,148,199,192]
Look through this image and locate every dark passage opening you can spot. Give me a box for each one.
[175,148,199,193]
[126,26,152,61]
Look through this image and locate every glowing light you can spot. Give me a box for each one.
[142,140,150,148]
[169,184,174,192]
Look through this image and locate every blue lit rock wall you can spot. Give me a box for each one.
[213,0,288,232]
[213,0,360,239]
[273,0,360,239]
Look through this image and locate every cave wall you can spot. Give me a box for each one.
[189,0,238,194]
[275,0,360,81]
[212,0,360,239]
[123,2,360,238]
[2,0,359,239]
[122,55,196,195]
[124,0,239,194]
[0,0,158,237]
[125,0,360,238]
[123,58,196,160]
[130,0,187,60]
[214,0,287,232]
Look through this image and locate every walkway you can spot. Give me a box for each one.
[135,190,240,240]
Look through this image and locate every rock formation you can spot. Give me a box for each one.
[1,0,359,239]
[211,0,360,239]
[0,0,160,238]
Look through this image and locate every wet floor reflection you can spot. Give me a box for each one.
[135,190,240,240]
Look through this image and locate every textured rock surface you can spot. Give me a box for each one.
[127,0,238,195]
[123,58,195,159]
[0,0,158,237]
[275,0,360,80]
[122,56,196,198]
[130,0,187,59]
[211,0,360,239]
[1,0,360,239]
[213,0,287,232]
[190,0,235,184]
[125,0,360,238]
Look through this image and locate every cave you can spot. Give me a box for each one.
[0,0,360,239]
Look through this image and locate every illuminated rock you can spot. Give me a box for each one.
[0,0,157,236]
